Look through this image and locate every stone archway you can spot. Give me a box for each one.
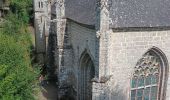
[79,53,95,100]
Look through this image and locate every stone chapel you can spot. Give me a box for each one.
[34,0,170,100]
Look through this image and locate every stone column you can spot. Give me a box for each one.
[55,0,66,72]
[93,0,112,100]
[95,0,111,82]
[55,0,74,99]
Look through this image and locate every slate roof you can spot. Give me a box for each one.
[65,0,96,25]
[110,0,170,28]
[52,0,170,28]
[51,0,96,25]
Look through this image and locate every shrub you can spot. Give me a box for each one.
[0,0,39,99]
[0,34,37,100]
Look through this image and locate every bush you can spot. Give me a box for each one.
[0,0,39,99]
[0,34,37,100]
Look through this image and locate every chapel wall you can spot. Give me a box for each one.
[64,20,96,99]
[106,29,170,100]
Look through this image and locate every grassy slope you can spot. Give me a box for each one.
[0,0,39,100]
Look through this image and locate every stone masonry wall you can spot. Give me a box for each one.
[62,20,96,99]
[106,29,170,100]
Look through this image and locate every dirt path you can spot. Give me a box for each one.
[28,26,58,100]
[38,81,58,100]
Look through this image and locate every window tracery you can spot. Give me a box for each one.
[131,52,161,100]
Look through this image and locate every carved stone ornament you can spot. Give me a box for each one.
[133,53,160,77]
[56,0,64,7]
[96,0,112,9]
[96,31,101,38]
[101,0,109,8]
[91,75,112,83]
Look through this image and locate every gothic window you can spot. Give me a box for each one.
[79,53,95,100]
[41,2,43,8]
[130,49,168,100]
[38,1,41,8]
[41,16,42,23]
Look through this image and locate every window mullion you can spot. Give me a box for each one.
[135,77,138,100]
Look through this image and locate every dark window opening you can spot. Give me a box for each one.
[41,17,42,23]
[41,2,43,8]
[38,2,41,8]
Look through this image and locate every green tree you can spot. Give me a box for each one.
[0,0,39,100]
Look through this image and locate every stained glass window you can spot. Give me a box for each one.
[130,52,160,100]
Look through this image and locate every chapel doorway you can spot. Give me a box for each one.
[79,53,95,100]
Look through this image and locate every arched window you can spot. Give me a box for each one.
[40,16,43,23]
[79,52,95,100]
[38,1,41,8]
[41,2,43,8]
[130,48,168,100]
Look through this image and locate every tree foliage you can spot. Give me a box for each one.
[0,34,38,100]
[0,0,39,100]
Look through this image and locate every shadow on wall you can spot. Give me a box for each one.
[110,85,127,100]
[97,84,127,100]
[59,85,76,100]
[47,21,58,80]
[59,71,77,100]
[40,81,58,100]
